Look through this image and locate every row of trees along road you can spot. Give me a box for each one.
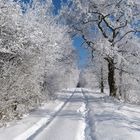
[0,0,79,126]
[60,0,140,101]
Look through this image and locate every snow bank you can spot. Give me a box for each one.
[83,89,140,140]
[14,102,64,140]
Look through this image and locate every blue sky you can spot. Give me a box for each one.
[21,0,89,68]
[52,0,62,14]
[73,37,90,68]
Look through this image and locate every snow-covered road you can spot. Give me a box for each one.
[0,88,140,140]
[0,88,87,140]
[28,88,86,140]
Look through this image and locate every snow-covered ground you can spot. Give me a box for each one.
[30,88,86,140]
[0,88,140,140]
[83,88,140,140]
[0,88,76,140]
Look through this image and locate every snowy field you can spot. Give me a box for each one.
[0,88,140,140]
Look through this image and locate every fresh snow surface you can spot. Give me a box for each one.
[0,88,140,140]
[28,88,86,140]
[82,88,140,140]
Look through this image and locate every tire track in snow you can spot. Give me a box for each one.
[29,88,88,140]
[14,89,75,140]
[75,101,86,140]
[82,89,97,140]
[28,90,76,140]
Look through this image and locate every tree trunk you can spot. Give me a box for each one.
[100,67,104,93]
[119,63,123,98]
[108,58,117,97]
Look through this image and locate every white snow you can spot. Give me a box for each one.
[76,103,86,140]
[14,102,64,140]
[0,88,140,140]
[82,88,140,140]
[30,88,85,140]
[0,89,75,140]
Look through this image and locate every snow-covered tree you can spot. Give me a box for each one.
[60,0,140,98]
[91,49,108,93]
[0,0,79,125]
[78,67,100,90]
[24,0,79,93]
